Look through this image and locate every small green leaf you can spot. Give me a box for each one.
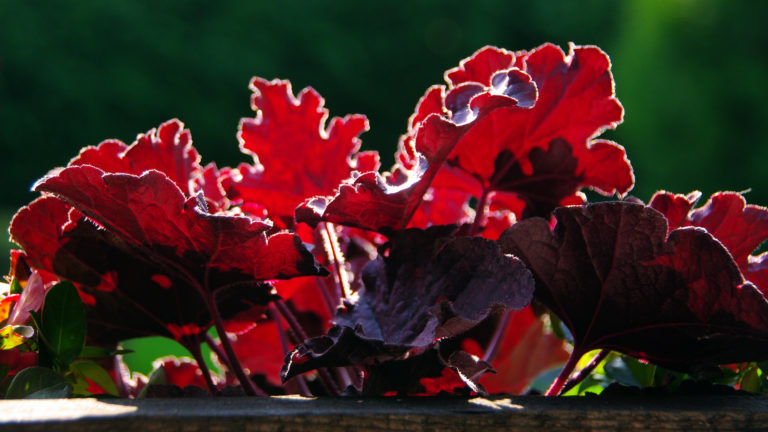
[5,367,73,399]
[40,282,86,369]
[740,364,762,393]
[137,366,167,399]
[70,360,119,396]
[9,278,23,295]
[0,325,33,350]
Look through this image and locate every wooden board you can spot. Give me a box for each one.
[0,395,767,431]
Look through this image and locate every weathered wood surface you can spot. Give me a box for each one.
[0,395,767,431]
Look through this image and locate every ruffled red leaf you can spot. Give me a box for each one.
[649,191,768,294]
[441,44,632,219]
[70,120,203,197]
[34,166,322,280]
[298,44,632,234]
[227,78,374,228]
[499,202,768,368]
[282,226,534,392]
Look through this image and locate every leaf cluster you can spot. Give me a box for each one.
[4,43,768,398]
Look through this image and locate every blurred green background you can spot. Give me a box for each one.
[2,0,768,274]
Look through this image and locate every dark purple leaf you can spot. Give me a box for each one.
[499,202,768,369]
[282,226,534,388]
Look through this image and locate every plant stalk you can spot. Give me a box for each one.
[274,300,341,396]
[204,292,266,396]
[204,332,230,369]
[545,348,584,396]
[269,303,311,397]
[483,310,512,363]
[560,349,610,395]
[186,337,218,396]
[468,187,490,236]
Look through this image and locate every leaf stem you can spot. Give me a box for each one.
[482,310,512,363]
[274,300,341,396]
[468,187,490,236]
[204,292,266,396]
[204,332,230,371]
[560,349,610,395]
[186,337,217,396]
[269,304,311,397]
[545,348,584,396]
[322,222,351,302]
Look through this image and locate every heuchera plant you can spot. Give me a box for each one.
[4,42,768,398]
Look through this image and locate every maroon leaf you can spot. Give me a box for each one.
[10,196,276,346]
[499,202,768,369]
[226,78,376,228]
[11,162,325,346]
[649,191,768,294]
[282,226,534,388]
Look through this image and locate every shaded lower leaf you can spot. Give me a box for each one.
[40,282,86,369]
[5,367,73,399]
[71,360,119,396]
[283,226,534,394]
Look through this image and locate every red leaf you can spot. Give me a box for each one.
[34,166,322,280]
[297,44,633,234]
[227,78,374,228]
[499,202,768,368]
[479,307,571,395]
[441,44,632,219]
[155,356,211,390]
[10,196,273,345]
[649,191,768,294]
[70,119,204,199]
[229,319,284,387]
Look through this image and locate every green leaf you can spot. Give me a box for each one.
[40,282,86,369]
[603,356,640,387]
[0,325,33,350]
[623,356,656,388]
[5,367,73,399]
[70,360,119,396]
[137,366,167,399]
[9,278,23,295]
[740,364,762,394]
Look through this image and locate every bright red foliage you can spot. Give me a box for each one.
[437,44,632,219]
[10,121,325,347]
[297,44,633,236]
[226,78,377,229]
[7,42,768,399]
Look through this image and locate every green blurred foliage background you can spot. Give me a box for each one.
[2,0,768,273]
